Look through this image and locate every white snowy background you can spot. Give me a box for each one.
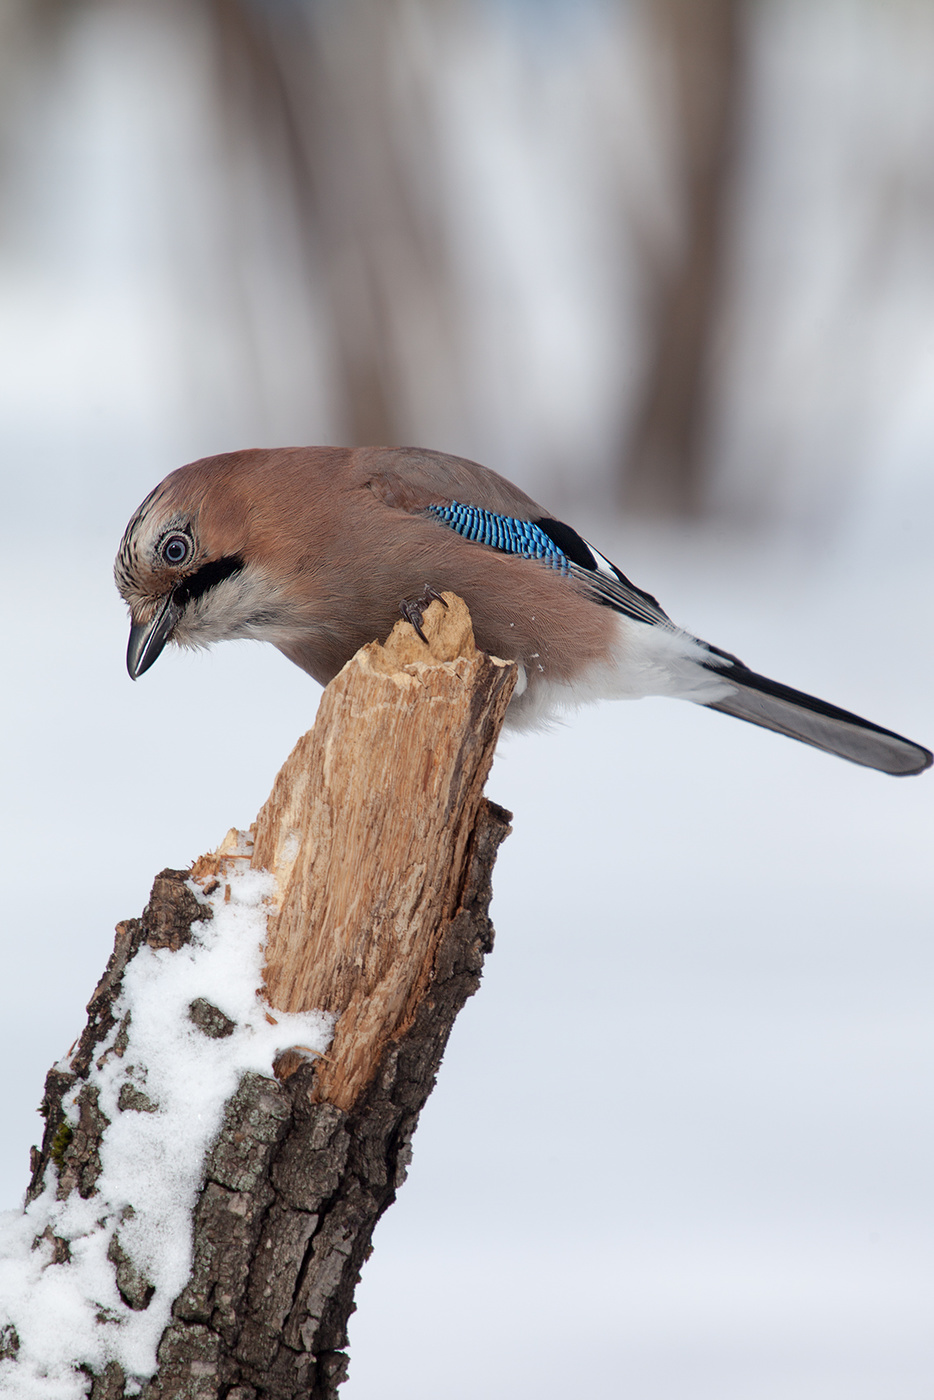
[1,3,933,1398]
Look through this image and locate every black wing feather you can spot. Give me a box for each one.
[532,518,677,630]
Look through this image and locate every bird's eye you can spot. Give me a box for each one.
[161,533,191,566]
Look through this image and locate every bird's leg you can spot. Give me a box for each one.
[399,585,448,644]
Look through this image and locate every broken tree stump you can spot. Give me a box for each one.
[1,594,515,1400]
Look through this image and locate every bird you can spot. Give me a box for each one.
[115,445,932,777]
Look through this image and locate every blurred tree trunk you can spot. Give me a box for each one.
[210,0,460,449]
[625,0,743,516]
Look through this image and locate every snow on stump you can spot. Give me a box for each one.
[0,594,516,1400]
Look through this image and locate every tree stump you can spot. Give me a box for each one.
[0,594,515,1400]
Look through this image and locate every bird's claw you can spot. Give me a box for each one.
[399,585,448,644]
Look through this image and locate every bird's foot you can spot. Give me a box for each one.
[399,585,448,644]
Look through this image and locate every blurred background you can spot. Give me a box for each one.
[1,1,932,1396]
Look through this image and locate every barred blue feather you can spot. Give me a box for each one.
[426,502,570,573]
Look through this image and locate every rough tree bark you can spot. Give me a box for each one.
[12,595,516,1400]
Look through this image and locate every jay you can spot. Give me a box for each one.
[115,445,932,776]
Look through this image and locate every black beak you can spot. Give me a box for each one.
[127,595,180,679]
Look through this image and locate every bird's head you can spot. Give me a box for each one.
[114,455,302,679]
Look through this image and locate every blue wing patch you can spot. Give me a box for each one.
[425,499,677,629]
[426,502,570,572]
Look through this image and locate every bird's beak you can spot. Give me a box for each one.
[127,594,180,679]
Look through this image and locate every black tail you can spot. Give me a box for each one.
[703,664,932,776]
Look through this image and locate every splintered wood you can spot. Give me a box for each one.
[251,593,516,1111]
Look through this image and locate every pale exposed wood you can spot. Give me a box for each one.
[252,592,516,1110]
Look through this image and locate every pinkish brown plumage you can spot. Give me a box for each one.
[116,445,932,773]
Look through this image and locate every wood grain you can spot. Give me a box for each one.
[252,592,516,1110]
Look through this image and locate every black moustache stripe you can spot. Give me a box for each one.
[173,555,245,608]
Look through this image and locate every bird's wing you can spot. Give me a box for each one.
[425,504,679,631]
[361,448,932,774]
[363,447,677,632]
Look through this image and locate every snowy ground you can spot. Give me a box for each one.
[1,511,931,1399]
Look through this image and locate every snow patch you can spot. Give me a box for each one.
[0,857,334,1398]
